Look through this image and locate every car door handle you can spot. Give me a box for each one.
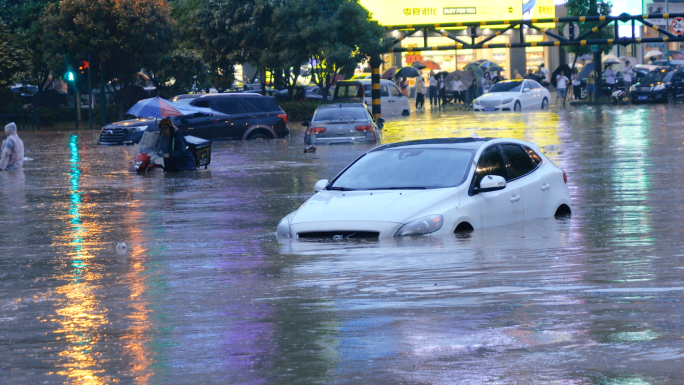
[510,195,521,202]
[541,183,551,191]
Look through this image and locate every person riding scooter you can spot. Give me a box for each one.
[158,118,196,172]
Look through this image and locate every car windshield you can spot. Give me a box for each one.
[489,82,523,93]
[330,148,473,190]
[641,70,669,83]
[314,107,367,121]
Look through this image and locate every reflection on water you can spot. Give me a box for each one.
[3,105,684,383]
[53,135,109,384]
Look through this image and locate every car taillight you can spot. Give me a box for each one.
[307,127,326,135]
[355,124,373,132]
[563,171,568,183]
[277,113,288,124]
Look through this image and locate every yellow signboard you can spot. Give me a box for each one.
[360,0,555,26]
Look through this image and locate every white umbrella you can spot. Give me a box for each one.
[603,54,619,63]
[645,50,663,58]
[619,56,638,66]
[579,54,593,60]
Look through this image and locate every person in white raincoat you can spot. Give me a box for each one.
[0,122,25,170]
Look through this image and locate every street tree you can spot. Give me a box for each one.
[41,0,175,116]
[300,0,391,100]
[149,48,210,97]
[562,0,613,57]
[0,21,29,92]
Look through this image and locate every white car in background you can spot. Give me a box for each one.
[473,80,551,112]
[277,137,571,240]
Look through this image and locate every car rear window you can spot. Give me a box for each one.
[337,84,363,98]
[502,144,536,179]
[314,107,368,121]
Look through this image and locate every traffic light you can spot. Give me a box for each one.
[78,60,89,75]
[65,71,75,82]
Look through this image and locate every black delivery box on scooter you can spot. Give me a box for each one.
[184,135,212,169]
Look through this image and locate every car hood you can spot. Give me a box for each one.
[104,117,158,128]
[291,187,461,224]
[477,93,519,101]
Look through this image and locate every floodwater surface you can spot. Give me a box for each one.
[2,105,684,384]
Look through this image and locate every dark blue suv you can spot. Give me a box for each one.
[98,94,289,145]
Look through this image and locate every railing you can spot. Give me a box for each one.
[0,114,40,131]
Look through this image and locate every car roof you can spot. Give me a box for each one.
[172,94,203,100]
[337,79,396,84]
[198,93,263,98]
[316,103,367,110]
[371,137,492,152]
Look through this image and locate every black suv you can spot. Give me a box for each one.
[630,67,684,104]
[98,94,289,145]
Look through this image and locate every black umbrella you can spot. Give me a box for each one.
[551,64,571,88]
[412,62,427,70]
[579,63,595,80]
[487,66,505,73]
[395,66,421,78]
[435,71,449,78]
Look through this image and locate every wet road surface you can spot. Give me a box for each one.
[2,105,684,384]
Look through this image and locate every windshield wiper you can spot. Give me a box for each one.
[327,186,357,191]
[365,186,428,190]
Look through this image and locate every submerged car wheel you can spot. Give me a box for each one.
[668,91,675,103]
[514,101,521,112]
[541,98,548,110]
[247,131,272,140]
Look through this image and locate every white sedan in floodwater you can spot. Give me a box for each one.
[277,137,571,239]
[473,79,551,112]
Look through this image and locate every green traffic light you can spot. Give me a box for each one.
[66,71,75,81]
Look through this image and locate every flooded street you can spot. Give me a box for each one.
[3,105,684,384]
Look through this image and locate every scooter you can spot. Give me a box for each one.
[128,130,166,173]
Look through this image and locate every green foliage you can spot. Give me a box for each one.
[151,48,210,95]
[0,20,29,91]
[562,0,614,55]
[277,100,336,121]
[0,91,25,114]
[40,0,176,88]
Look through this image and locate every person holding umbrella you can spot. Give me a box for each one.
[158,118,196,172]
[415,75,426,110]
[571,69,581,100]
[451,75,466,105]
[623,60,634,97]
[605,64,616,94]
[555,71,569,105]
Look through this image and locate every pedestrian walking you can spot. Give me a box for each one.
[556,72,569,105]
[415,76,426,110]
[571,69,581,100]
[623,61,633,97]
[428,71,438,107]
[452,76,466,104]
[605,65,616,94]
[438,75,447,107]
[539,64,551,87]
[586,72,596,102]
[514,70,523,80]
[0,122,24,171]
[399,77,409,97]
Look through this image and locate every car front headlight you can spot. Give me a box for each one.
[653,84,665,91]
[630,85,637,92]
[123,125,148,133]
[394,214,443,237]
[501,98,514,104]
[276,212,297,238]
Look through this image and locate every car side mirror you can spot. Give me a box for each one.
[302,120,310,127]
[523,88,531,93]
[376,117,385,129]
[475,175,506,194]
[314,179,329,193]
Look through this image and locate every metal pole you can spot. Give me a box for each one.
[88,53,92,130]
[72,80,78,130]
[370,56,382,119]
[100,62,106,127]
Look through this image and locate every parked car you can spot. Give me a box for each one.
[276,137,571,239]
[98,94,289,145]
[473,79,551,111]
[334,79,410,116]
[302,103,383,145]
[10,85,38,104]
[630,67,684,103]
[576,66,651,99]
[274,85,333,101]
